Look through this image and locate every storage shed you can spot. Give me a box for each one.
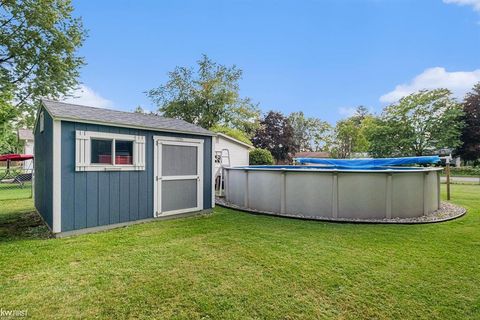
[34,99,215,236]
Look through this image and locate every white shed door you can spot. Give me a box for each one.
[154,137,204,217]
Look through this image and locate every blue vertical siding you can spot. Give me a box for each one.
[203,137,213,209]
[60,121,212,232]
[34,107,54,229]
[98,173,110,225]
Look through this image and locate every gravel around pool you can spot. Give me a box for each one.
[216,198,466,224]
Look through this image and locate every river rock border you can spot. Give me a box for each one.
[215,198,466,224]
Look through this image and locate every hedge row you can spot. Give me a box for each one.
[447,166,480,176]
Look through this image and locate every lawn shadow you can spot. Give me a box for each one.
[0,211,52,242]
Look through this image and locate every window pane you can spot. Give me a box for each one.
[115,140,133,165]
[162,179,197,211]
[162,145,197,176]
[91,139,112,164]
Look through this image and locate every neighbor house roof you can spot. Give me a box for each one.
[215,133,254,149]
[40,99,214,136]
[294,151,331,158]
[17,129,34,141]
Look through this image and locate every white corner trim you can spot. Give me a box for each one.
[153,137,159,217]
[211,138,215,208]
[52,120,62,233]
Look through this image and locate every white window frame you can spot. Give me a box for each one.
[153,136,204,217]
[76,131,145,171]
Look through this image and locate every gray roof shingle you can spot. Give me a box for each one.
[41,99,214,136]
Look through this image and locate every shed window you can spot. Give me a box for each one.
[76,131,145,171]
[91,139,113,164]
[115,140,133,165]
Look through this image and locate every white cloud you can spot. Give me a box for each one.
[380,67,480,103]
[62,84,114,109]
[443,0,480,12]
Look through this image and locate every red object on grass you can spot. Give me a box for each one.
[0,154,34,161]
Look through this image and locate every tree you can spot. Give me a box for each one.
[147,54,260,131]
[288,111,332,152]
[0,0,86,126]
[350,105,371,125]
[331,118,372,158]
[222,97,260,138]
[249,148,274,165]
[331,119,357,158]
[310,119,334,152]
[456,83,480,162]
[252,111,297,163]
[0,120,18,154]
[367,89,464,157]
[210,124,252,145]
[0,87,18,153]
[133,106,146,114]
[330,107,374,158]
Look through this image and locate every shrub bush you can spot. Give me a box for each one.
[249,148,274,165]
[448,166,480,176]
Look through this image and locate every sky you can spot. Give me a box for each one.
[66,0,480,124]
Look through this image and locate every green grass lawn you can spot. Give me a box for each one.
[0,182,32,201]
[0,165,33,200]
[0,185,479,319]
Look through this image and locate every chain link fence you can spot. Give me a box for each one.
[0,166,33,201]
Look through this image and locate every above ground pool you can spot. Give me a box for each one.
[222,162,443,221]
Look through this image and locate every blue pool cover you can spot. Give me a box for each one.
[295,156,440,168]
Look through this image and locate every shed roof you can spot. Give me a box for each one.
[41,99,214,136]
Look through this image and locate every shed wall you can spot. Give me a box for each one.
[61,121,212,232]
[34,107,54,228]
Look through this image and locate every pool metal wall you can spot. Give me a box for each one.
[224,168,441,219]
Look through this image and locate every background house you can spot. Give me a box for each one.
[294,151,331,159]
[17,129,34,170]
[293,151,331,165]
[34,99,215,236]
[214,133,253,195]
